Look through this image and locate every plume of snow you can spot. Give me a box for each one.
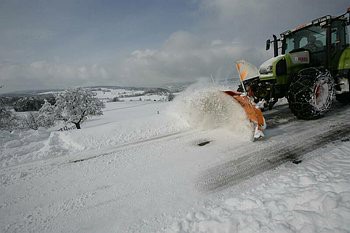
[168,82,253,140]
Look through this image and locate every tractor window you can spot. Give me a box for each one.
[284,25,326,53]
[299,37,308,48]
[331,20,347,48]
[331,28,338,44]
[347,25,350,45]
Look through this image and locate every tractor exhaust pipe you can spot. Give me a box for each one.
[273,35,278,57]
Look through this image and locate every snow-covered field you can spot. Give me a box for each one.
[91,87,169,102]
[1,87,350,233]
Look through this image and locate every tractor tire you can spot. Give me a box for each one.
[288,68,334,120]
[336,93,350,104]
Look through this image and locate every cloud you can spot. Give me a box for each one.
[120,31,268,86]
[0,30,268,92]
[0,61,112,92]
[3,30,262,91]
[197,0,349,47]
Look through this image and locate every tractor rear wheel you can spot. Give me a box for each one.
[288,68,334,120]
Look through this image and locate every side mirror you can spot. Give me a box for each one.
[266,39,271,50]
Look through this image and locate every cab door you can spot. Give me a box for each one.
[329,19,348,71]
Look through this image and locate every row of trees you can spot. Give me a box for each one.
[13,95,56,112]
[0,94,56,112]
[0,88,105,131]
[110,92,175,102]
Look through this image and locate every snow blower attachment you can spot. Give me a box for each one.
[223,60,266,140]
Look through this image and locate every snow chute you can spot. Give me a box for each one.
[222,60,265,140]
[235,60,259,92]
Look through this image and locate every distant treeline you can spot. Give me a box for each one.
[0,94,56,112]
[0,87,174,112]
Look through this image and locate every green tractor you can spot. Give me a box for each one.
[241,8,350,119]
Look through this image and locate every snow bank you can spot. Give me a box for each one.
[56,102,189,151]
[169,84,253,141]
[163,142,350,233]
[0,101,190,167]
[0,129,83,167]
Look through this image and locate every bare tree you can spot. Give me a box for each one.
[53,88,105,129]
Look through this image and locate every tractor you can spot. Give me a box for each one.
[240,8,350,119]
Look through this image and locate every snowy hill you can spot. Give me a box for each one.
[89,87,171,102]
[0,86,174,115]
[1,85,350,233]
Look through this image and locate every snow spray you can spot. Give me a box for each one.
[168,82,253,140]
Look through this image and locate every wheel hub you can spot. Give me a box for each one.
[314,81,329,108]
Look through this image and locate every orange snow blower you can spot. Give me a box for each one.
[223,60,266,139]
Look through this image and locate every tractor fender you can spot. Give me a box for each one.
[338,47,350,70]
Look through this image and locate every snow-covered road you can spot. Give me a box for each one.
[1,98,350,233]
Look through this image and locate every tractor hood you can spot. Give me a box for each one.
[259,51,310,75]
[259,55,284,74]
[258,50,311,84]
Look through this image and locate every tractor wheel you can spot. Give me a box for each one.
[336,93,350,104]
[288,68,334,120]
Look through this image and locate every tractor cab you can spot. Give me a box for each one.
[244,8,350,119]
[279,14,350,72]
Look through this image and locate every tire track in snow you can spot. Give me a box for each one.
[0,130,195,188]
[198,123,350,192]
[263,104,296,129]
[69,129,196,163]
[262,101,349,130]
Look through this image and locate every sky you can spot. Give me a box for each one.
[0,0,349,93]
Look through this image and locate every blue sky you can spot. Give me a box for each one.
[0,0,349,92]
[0,0,196,63]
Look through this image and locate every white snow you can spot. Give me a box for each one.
[170,86,253,141]
[59,101,189,151]
[0,128,82,168]
[1,86,350,233]
[163,142,350,233]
